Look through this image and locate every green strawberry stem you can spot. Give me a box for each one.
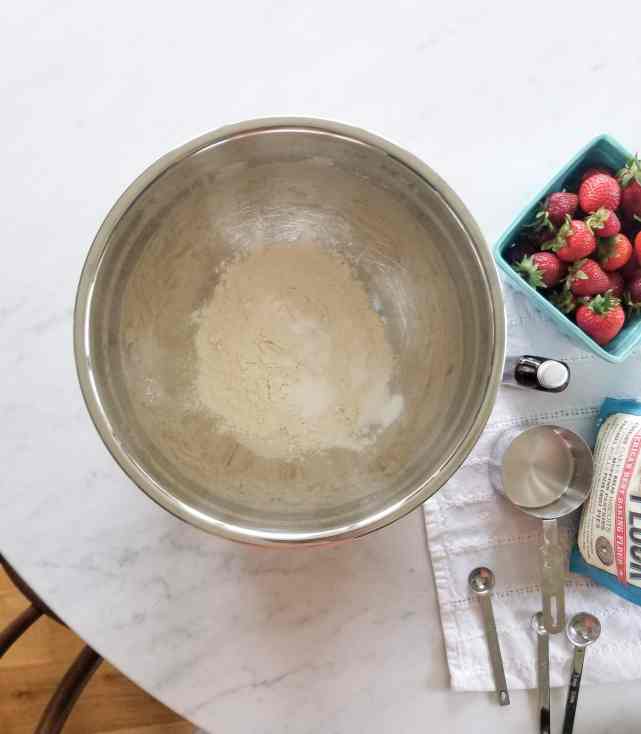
[549,286,576,314]
[533,208,556,233]
[588,292,620,315]
[585,208,608,232]
[625,292,641,313]
[541,215,572,253]
[514,256,545,289]
[567,259,589,283]
[598,235,618,260]
[617,154,641,188]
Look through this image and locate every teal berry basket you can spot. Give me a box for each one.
[494,134,641,363]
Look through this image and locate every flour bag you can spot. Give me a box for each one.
[571,398,641,604]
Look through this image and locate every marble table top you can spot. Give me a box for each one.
[2,1,641,731]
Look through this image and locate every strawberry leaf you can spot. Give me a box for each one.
[515,256,545,289]
[617,154,641,188]
[533,206,556,233]
[541,215,571,252]
[588,292,620,315]
[540,239,561,253]
[549,287,576,314]
[598,236,617,260]
[624,291,641,312]
[585,208,608,232]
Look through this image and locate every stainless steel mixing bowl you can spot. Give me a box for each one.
[74,118,505,545]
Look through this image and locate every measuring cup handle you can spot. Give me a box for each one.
[540,520,566,634]
[537,629,550,734]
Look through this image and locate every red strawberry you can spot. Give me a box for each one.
[626,272,641,311]
[576,293,625,346]
[598,234,632,272]
[534,191,578,231]
[618,156,641,220]
[586,208,620,238]
[579,173,621,213]
[580,166,612,182]
[567,259,610,297]
[542,216,596,262]
[605,271,624,298]
[622,183,641,221]
[621,249,641,281]
[636,231,641,263]
[515,253,567,288]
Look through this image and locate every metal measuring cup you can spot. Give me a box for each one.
[489,425,593,634]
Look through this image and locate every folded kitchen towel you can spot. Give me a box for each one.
[423,281,641,690]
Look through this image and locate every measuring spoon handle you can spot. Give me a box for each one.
[562,648,585,734]
[478,593,510,706]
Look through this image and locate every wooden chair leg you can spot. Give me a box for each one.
[34,644,103,734]
[0,604,42,657]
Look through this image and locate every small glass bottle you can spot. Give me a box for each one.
[502,355,570,393]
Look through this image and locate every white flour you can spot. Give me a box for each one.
[193,245,404,461]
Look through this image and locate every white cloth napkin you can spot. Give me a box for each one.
[423,279,641,690]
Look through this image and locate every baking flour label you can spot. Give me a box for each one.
[578,411,641,585]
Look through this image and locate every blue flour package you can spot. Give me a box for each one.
[570,398,641,604]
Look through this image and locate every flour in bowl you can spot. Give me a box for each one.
[193,245,404,461]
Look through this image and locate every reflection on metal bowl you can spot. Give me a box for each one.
[74,118,505,545]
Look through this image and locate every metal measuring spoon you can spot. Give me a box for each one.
[490,425,593,634]
[531,612,550,734]
[562,613,601,734]
[468,567,510,706]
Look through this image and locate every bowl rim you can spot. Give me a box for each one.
[73,116,506,545]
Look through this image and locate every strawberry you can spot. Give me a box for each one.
[622,183,641,221]
[567,259,610,297]
[504,240,538,265]
[626,272,641,310]
[579,173,621,213]
[586,208,620,238]
[576,293,625,346]
[597,233,632,272]
[636,231,641,263]
[549,287,577,315]
[542,216,596,262]
[621,249,641,281]
[618,155,641,220]
[580,166,612,182]
[605,271,624,299]
[534,191,578,231]
[515,253,567,288]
